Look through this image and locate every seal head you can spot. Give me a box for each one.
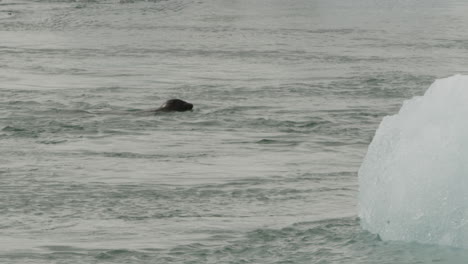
[158,99,193,112]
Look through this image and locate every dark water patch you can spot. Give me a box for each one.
[37,139,68,144]
[273,82,334,97]
[95,249,150,261]
[328,72,435,99]
[25,65,91,75]
[1,125,39,138]
[179,120,223,127]
[256,139,276,144]
[46,120,85,132]
[91,86,135,93]
[43,108,94,115]
[386,39,468,51]
[77,150,208,160]
[0,47,123,59]
[432,38,468,50]
[239,117,332,131]
[0,0,197,31]
[281,27,359,35]
[255,139,301,147]
[251,118,324,128]
[160,48,369,64]
[209,105,271,113]
[292,171,356,182]
[317,140,356,147]
[1,119,96,139]
[6,100,42,106]
[182,26,365,36]
[40,245,88,253]
[98,151,164,159]
[2,125,26,132]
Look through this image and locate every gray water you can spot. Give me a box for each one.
[2,0,468,263]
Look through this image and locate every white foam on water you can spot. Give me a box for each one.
[359,74,468,248]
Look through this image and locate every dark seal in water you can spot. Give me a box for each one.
[155,99,193,112]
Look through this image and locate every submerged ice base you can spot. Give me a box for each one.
[359,75,468,248]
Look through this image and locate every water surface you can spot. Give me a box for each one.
[2,0,468,263]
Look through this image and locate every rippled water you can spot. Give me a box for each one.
[2,0,468,263]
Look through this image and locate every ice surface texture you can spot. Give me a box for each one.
[359,75,468,248]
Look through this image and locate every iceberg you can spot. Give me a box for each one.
[359,74,468,248]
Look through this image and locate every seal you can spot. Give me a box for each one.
[94,99,193,115]
[153,99,193,112]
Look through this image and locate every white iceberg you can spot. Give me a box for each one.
[359,74,468,248]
